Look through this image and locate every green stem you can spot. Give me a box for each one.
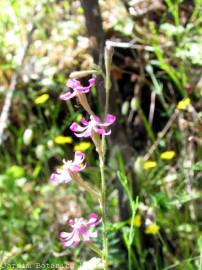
[73,173,101,200]
[86,242,102,258]
[99,144,108,270]
[128,210,136,270]
[97,42,113,270]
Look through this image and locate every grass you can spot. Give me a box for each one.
[0,0,202,269]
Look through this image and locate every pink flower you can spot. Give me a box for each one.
[60,77,96,100]
[70,114,116,138]
[60,213,101,247]
[50,151,86,184]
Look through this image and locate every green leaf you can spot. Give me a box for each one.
[193,161,202,171]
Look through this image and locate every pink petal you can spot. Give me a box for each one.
[50,170,72,184]
[60,91,76,100]
[60,231,72,240]
[93,126,107,135]
[63,236,76,247]
[104,114,116,125]
[67,79,81,89]
[50,173,58,184]
[87,213,101,227]
[76,86,91,93]
[61,229,81,247]
[88,77,96,87]
[70,122,79,132]
[97,114,116,127]
[73,129,91,138]
[71,230,81,244]
[70,122,87,132]
[77,77,96,93]
[81,231,91,242]
[89,231,98,238]
[93,115,101,123]
[80,117,89,126]
[68,219,75,226]
[74,151,85,164]
[71,164,84,172]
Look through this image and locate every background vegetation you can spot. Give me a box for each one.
[0,0,202,269]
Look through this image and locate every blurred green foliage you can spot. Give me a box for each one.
[0,0,202,269]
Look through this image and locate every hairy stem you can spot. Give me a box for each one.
[99,146,108,270]
[73,173,101,200]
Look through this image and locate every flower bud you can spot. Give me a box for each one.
[121,101,129,115]
[35,144,45,159]
[23,128,33,146]
[130,97,139,112]
[47,140,54,149]
[133,156,144,175]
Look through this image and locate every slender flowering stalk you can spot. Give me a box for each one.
[60,77,95,115]
[60,213,101,247]
[99,42,114,270]
[50,151,100,198]
[54,48,115,268]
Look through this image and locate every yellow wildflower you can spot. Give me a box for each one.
[160,150,176,160]
[143,161,157,170]
[34,94,49,104]
[54,136,73,144]
[177,98,191,110]
[74,142,91,152]
[132,214,141,227]
[145,223,160,234]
